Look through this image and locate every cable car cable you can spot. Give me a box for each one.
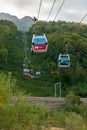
[53,0,66,21]
[79,13,87,24]
[37,0,43,20]
[47,0,57,21]
[74,13,87,31]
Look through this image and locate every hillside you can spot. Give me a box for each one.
[0,20,87,97]
[0,12,34,31]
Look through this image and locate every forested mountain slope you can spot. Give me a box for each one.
[0,12,34,31]
[0,20,87,97]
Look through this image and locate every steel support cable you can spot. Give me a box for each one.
[37,0,43,20]
[73,13,87,37]
[47,0,57,21]
[79,13,87,24]
[54,0,66,21]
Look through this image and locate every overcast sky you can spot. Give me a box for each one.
[0,0,87,23]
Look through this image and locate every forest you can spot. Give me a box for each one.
[0,19,87,130]
[0,20,87,97]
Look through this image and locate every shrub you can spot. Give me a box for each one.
[0,73,16,105]
[65,112,83,130]
[65,91,87,115]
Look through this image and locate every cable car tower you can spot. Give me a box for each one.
[22,32,30,75]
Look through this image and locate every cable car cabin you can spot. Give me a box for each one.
[23,68,30,75]
[58,54,70,67]
[35,72,41,77]
[31,34,48,54]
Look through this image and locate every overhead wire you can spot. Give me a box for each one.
[37,0,43,20]
[53,0,66,21]
[73,13,87,34]
[47,0,57,21]
[79,13,87,24]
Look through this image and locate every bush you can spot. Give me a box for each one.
[0,73,16,105]
[0,73,50,129]
[65,91,87,115]
[65,112,83,130]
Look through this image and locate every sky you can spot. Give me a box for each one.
[0,0,87,23]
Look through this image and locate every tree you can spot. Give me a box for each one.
[65,92,86,115]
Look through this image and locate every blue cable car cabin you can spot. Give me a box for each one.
[35,71,41,77]
[31,34,48,54]
[58,54,70,67]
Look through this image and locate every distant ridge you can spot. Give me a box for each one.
[0,12,35,32]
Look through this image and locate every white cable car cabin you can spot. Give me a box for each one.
[23,68,30,75]
[31,34,48,54]
[35,71,41,77]
[58,54,70,67]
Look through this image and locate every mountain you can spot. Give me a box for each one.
[0,12,34,32]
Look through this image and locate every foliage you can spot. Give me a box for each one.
[0,73,50,129]
[65,92,87,115]
[70,82,87,97]
[0,73,87,129]
[0,20,87,96]
[27,21,87,96]
[65,112,83,130]
[0,73,16,105]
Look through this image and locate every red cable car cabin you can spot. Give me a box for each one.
[31,34,48,54]
[23,68,30,75]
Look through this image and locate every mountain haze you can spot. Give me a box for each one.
[0,12,34,32]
